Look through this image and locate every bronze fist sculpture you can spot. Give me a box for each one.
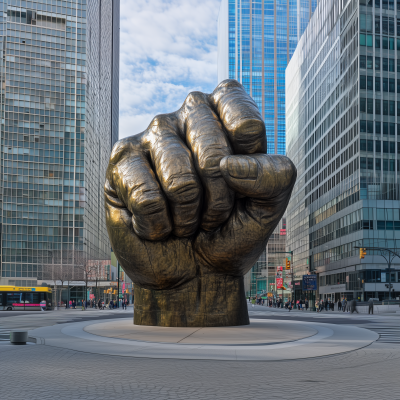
[105,80,296,327]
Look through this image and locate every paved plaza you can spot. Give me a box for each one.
[1,305,400,399]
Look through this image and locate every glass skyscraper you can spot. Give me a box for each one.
[218,0,318,154]
[286,0,400,304]
[0,0,119,286]
[218,0,318,297]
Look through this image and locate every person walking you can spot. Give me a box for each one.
[98,299,102,310]
[305,299,309,311]
[368,298,374,315]
[342,298,347,312]
[338,299,342,311]
[350,299,358,314]
[81,299,85,311]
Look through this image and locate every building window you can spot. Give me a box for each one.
[383,122,389,135]
[383,159,389,171]
[375,57,381,70]
[376,99,381,114]
[367,55,373,69]
[361,98,366,112]
[367,76,374,90]
[383,100,389,115]
[389,78,395,92]
[367,98,374,113]
[383,77,388,91]
[368,121,374,133]
[361,157,367,169]
[390,100,395,116]
[360,75,366,89]
[360,55,366,69]
[376,77,381,91]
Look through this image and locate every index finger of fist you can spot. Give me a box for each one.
[209,80,267,155]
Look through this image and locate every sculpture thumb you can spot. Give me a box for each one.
[219,154,297,201]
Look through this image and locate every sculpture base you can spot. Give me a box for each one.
[134,274,249,327]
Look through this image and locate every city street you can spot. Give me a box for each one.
[1,305,399,399]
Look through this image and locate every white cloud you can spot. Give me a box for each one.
[119,0,221,139]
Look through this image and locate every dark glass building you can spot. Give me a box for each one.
[0,0,119,286]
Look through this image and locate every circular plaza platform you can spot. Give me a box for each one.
[28,317,379,361]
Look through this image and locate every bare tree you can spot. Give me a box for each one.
[39,250,74,310]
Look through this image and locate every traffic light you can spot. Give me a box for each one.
[285,258,291,270]
[359,248,367,259]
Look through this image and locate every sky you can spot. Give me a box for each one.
[119,0,222,139]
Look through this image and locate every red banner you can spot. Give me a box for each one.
[276,278,283,289]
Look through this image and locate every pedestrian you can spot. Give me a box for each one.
[350,299,358,314]
[305,299,309,311]
[288,301,292,312]
[338,300,342,311]
[330,301,334,311]
[251,297,256,307]
[342,298,347,312]
[98,299,102,310]
[81,299,85,311]
[368,298,374,315]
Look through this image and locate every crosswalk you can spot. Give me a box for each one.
[0,328,10,342]
[364,325,400,344]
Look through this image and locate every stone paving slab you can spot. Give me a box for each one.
[83,319,317,344]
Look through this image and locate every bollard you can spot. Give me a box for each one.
[10,331,28,345]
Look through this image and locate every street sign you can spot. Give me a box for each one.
[303,274,317,291]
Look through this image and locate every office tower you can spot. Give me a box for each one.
[0,0,120,286]
[286,0,400,305]
[218,0,318,154]
[218,0,317,297]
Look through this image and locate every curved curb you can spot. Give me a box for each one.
[29,318,379,361]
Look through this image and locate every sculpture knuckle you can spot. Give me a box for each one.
[184,91,208,108]
[167,178,201,202]
[134,193,165,215]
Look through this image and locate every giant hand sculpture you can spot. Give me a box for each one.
[105,80,296,327]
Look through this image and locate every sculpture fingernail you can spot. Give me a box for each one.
[227,156,258,180]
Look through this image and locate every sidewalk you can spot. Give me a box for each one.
[250,303,400,315]
[51,305,134,312]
